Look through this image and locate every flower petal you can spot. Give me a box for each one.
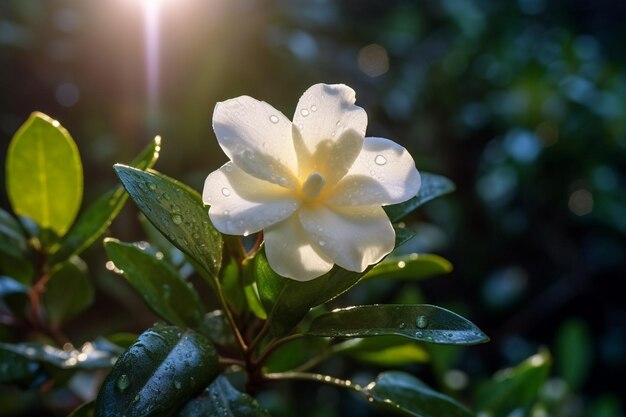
[326,137,421,206]
[203,162,299,235]
[213,96,299,189]
[264,214,334,281]
[298,205,395,272]
[293,128,364,187]
[292,84,368,157]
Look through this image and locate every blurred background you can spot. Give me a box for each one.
[1,0,625,416]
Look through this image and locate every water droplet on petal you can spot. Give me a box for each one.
[300,108,310,117]
[269,115,279,124]
[311,105,317,112]
[318,240,326,247]
[336,121,342,126]
[223,210,230,216]
[116,374,130,391]
[221,187,231,197]
[375,155,387,165]
[416,315,429,329]
[172,214,183,225]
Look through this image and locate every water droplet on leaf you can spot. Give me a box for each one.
[416,315,429,329]
[116,374,130,391]
[172,214,183,225]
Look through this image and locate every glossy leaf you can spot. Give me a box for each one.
[42,258,94,326]
[0,341,118,370]
[114,165,223,279]
[366,371,473,417]
[179,375,271,417]
[6,112,83,237]
[308,304,489,345]
[104,239,205,328]
[198,310,235,346]
[94,325,219,417]
[394,227,417,249]
[384,172,455,222]
[475,350,551,417]
[50,136,161,265]
[256,249,369,336]
[0,208,29,260]
[365,253,453,281]
[334,336,429,366]
[265,337,329,373]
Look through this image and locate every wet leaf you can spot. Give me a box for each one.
[308,304,489,345]
[384,173,455,222]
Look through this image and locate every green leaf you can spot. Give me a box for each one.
[555,319,592,391]
[264,337,329,373]
[94,324,219,417]
[0,345,39,384]
[221,259,245,314]
[41,258,94,326]
[104,239,205,328]
[384,172,455,222]
[0,208,29,260]
[0,340,118,370]
[256,249,369,337]
[475,350,551,417]
[198,310,235,346]
[365,253,453,281]
[307,304,489,345]
[68,401,94,417]
[241,258,267,320]
[366,371,473,417]
[0,252,35,285]
[49,136,161,265]
[114,165,223,279]
[179,375,271,417]
[6,112,83,237]
[334,336,429,366]
[395,227,417,249]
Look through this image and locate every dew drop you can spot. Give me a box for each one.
[269,115,279,124]
[221,187,231,197]
[171,214,183,225]
[415,331,423,337]
[398,322,407,329]
[375,155,387,165]
[174,380,182,390]
[318,240,326,247]
[147,182,157,191]
[336,121,341,126]
[397,261,406,268]
[416,315,429,329]
[223,210,230,216]
[311,105,317,112]
[116,374,130,391]
[300,108,310,117]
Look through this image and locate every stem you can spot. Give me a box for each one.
[253,333,306,366]
[219,357,246,367]
[212,277,248,353]
[247,320,270,353]
[262,371,365,394]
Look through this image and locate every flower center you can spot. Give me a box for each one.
[300,172,326,203]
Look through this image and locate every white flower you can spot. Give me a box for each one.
[203,83,421,281]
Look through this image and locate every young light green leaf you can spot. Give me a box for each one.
[384,172,455,222]
[366,371,474,417]
[114,165,223,279]
[307,304,489,345]
[179,375,271,417]
[42,258,94,326]
[333,336,429,366]
[6,112,83,237]
[256,249,370,336]
[49,136,161,266]
[94,325,219,417]
[104,238,205,328]
[365,253,453,281]
[475,350,551,417]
